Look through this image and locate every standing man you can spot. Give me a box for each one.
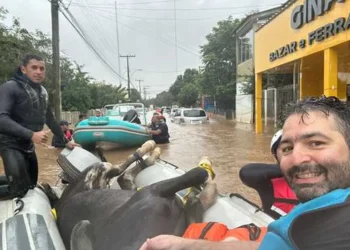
[0,54,78,200]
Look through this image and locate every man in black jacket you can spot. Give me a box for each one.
[0,54,78,200]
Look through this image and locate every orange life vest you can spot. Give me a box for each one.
[271,177,299,214]
[182,222,267,242]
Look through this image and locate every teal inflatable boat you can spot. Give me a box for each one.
[73,116,151,147]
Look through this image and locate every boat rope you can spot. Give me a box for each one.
[14,198,24,215]
[133,152,147,170]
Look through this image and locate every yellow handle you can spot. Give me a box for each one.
[51,208,57,221]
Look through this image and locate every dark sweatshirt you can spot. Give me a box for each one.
[0,68,67,150]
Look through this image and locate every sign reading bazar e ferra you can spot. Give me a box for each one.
[269,0,350,62]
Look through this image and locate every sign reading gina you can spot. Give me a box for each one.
[270,12,350,62]
[291,0,345,30]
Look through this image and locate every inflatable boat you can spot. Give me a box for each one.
[58,147,274,229]
[0,188,65,249]
[73,116,151,148]
[0,147,274,249]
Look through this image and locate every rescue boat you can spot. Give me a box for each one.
[73,116,151,148]
[0,147,274,249]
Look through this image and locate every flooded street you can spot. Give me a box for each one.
[0,113,276,205]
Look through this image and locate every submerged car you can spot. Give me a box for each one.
[173,108,209,125]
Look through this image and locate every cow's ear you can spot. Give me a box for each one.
[70,220,95,250]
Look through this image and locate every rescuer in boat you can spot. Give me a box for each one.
[0,54,79,200]
[140,96,350,250]
[147,114,170,144]
[239,130,299,219]
[52,120,74,148]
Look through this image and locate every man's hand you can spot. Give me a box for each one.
[66,141,80,149]
[32,130,50,144]
[139,235,190,250]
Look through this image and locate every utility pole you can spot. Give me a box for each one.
[51,0,61,121]
[115,1,122,85]
[120,55,135,101]
[143,86,150,100]
[135,79,143,96]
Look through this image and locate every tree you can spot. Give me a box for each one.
[178,84,200,107]
[129,88,142,102]
[154,91,173,107]
[168,68,201,106]
[200,16,241,110]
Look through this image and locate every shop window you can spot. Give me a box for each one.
[238,29,253,64]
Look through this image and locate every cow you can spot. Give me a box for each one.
[43,140,217,250]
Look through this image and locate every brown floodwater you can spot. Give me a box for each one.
[0,113,277,205]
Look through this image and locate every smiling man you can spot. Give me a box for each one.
[140,96,350,250]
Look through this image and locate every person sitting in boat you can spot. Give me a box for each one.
[95,109,102,117]
[239,129,299,219]
[75,114,86,127]
[141,96,350,250]
[147,114,170,144]
[52,120,73,148]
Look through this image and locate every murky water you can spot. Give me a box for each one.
[0,113,276,205]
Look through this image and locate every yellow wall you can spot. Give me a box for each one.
[300,52,324,97]
[255,0,350,73]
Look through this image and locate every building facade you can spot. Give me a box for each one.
[235,7,282,123]
[254,0,350,133]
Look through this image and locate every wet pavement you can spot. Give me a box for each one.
[0,112,277,205]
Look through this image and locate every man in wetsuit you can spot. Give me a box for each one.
[0,54,78,200]
[147,114,170,144]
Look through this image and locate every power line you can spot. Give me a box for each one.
[58,2,127,82]
[87,10,201,53]
[67,0,180,6]
[117,19,200,57]
[117,13,232,21]
[67,2,282,11]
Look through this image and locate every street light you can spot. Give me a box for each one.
[122,69,142,78]
[131,69,142,77]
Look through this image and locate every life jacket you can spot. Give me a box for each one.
[64,129,72,141]
[14,78,48,132]
[259,188,350,250]
[271,177,299,215]
[183,222,267,242]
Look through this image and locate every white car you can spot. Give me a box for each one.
[173,108,209,125]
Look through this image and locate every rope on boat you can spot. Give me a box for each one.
[14,198,24,215]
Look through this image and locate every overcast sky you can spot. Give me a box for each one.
[2,0,284,98]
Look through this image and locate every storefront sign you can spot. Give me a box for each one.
[291,0,345,29]
[269,3,350,62]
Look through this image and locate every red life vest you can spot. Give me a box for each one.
[64,130,72,141]
[182,222,267,242]
[271,177,299,214]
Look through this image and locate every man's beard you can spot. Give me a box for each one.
[284,160,350,202]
